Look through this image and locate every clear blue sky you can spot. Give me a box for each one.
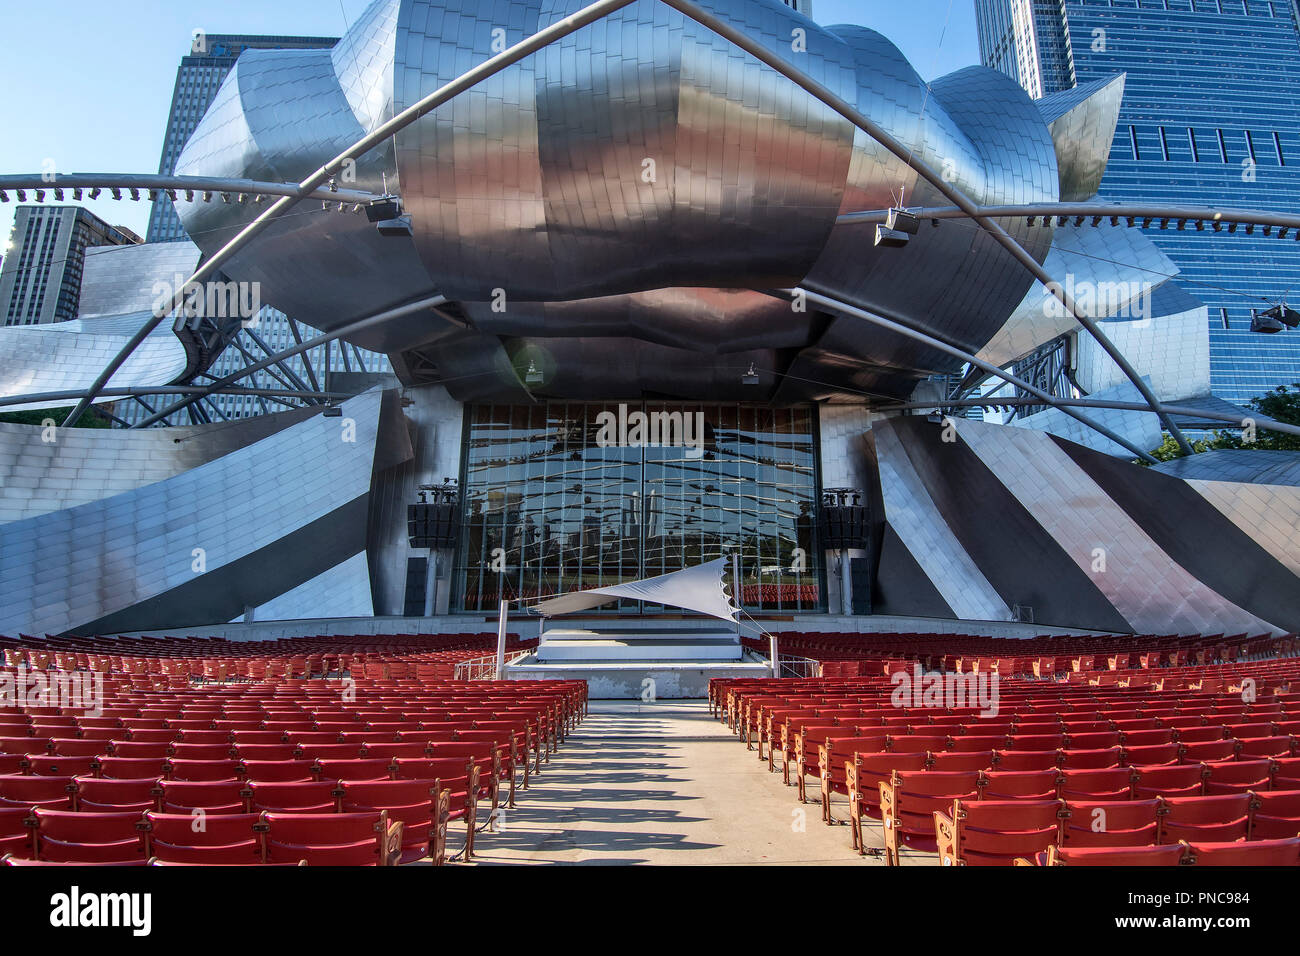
[0,0,977,252]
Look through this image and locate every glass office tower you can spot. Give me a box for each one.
[975,0,1300,404]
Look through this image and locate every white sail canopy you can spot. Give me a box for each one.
[529,558,737,622]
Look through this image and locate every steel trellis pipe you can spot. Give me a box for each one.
[836,202,1300,232]
[787,287,1160,463]
[660,0,1196,456]
[60,0,642,429]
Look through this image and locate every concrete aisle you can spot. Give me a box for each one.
[468,699,895,866]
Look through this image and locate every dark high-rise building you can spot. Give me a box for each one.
[146,33,338,243]
[0,205,139,327]
[975,0,1300,404]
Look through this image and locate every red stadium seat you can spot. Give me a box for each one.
[337,779,445,864]
[1133,763,1205,799]
[992,750,1060,772]
[980,769,1060,800]
[1182,837,1300,866]
[143,811,263,865]
[165,758,242,782]
[1250,790,1300,840]
[1180,740,1238,762]
[158,780,248,815]
[247,781,338,814]
[1061,799,1160,847]
[33,809,147,863]
[0,807,33,859]
[1159,794,1251,843]
[1040,843,1185,866]
[0,774,73,810]
[73,776,158,813]
[935,798,1061,866]
[239,760,316,783]
[1060,767,1134,801]
[261,810,401,866]
[879,770,981,864]
[1203,759,1272,795]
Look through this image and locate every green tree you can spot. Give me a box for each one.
[0,406,113,429]
[1140,382,1300,463]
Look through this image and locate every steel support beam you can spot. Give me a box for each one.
[885,395,1300,439]
[0,172,379,205]
[786,287,1161,463]
[662,0,1195,456]
[0,385,358,411]
[130,293,454,427]
[837,201,1300,232]
[62,0,641,429]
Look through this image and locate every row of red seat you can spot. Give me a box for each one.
[712,656,1300,865]
[0,643,586,865]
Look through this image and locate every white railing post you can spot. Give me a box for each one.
[495,599,509,680]
[769,631,779,677]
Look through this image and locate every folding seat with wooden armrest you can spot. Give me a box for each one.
[259,810,402,866]
[1061,799,1159,847]
[878,770,982,865]
[73,776,159,813]
[1064,731,1121,751]
[1133,763,1205,799]
[158,780,249,815]
[846,752,927,852]
[1203,759,1272,795]
[1182,837,1300,866]
[0,775,74,811]
[1180,739,1238,763]
[1059,767,1135,801]
[338,779,448,865]
[246,780,339,814]
[1121,743,1180,767]
[979,769,1060,800]
[1036,843,1186,866]
[815,737,887,823]
[422,743,507,806]
[169,743,234,761]
[97,757,168,781]
[775,719,837,785]
[992,749,1060,772]
[1238,736,1295,760]
[934,798,1061,866]
[1158,793,1252,843]
[793,730,866,804]
[33,809,147,863]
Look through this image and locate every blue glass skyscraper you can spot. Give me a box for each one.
[975,0,1300,404]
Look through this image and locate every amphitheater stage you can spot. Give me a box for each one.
[504,622,772,698]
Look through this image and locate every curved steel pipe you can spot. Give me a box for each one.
[661,0,1195,456]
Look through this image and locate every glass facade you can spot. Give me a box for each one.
[456,402,823,615]
[977,0,1300,405]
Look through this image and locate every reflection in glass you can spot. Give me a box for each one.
[456,402,823,613]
